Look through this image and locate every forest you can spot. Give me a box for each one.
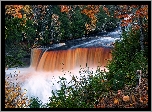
[4,4,149,109]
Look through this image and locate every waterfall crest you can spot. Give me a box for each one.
[30,47,112,72]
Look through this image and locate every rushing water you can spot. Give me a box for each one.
[5,28,122,104]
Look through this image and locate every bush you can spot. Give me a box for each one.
[5,75,30,108]
[106,29,148,90]
[46,66,108,108]
[29,97,44,108]
[95,76,148,108]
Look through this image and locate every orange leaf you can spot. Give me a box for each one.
[114,98,119,104]
[60,5,69,12]
[18,13,22,18]
[123,95,130,102]
[82,9,87,14]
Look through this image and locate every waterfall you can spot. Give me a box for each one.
[30,47,112,72]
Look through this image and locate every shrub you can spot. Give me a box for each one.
[46,66,108,108]
[5,75,30,108]
[29,97,43,108]
[106,29,148,90]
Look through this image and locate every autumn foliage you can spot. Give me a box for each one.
[5,5,32,20]
[81,5,100,32]
[5,5,23,18]
[114,5,148,30]
[60,5,101,32]
[60,5,70,13]
[5,75,30,108]
[95,76,148,108]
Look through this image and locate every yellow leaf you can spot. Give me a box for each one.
[114,98,119,104]
[123,95,130,102]
[131,94,136,103]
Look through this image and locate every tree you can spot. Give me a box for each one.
[5,5,37,67]
[5,5,33,20]
[59,5,89,39]
[96,5,119,32]
[105,5,148,90]
[60,5,118,37]
[114,5,148,52]
[30,5,54,45]
[81,5,100,35]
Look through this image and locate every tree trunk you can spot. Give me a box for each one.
[138,5,144,52]
[138,18,144,52]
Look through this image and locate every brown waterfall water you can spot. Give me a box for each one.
[30,47,112,72]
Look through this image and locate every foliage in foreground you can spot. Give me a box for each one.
[95,76,148,108]
[46,67,108,108]
[106,29,148,90]
[5,75,30,108]
[29,97,47,108]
